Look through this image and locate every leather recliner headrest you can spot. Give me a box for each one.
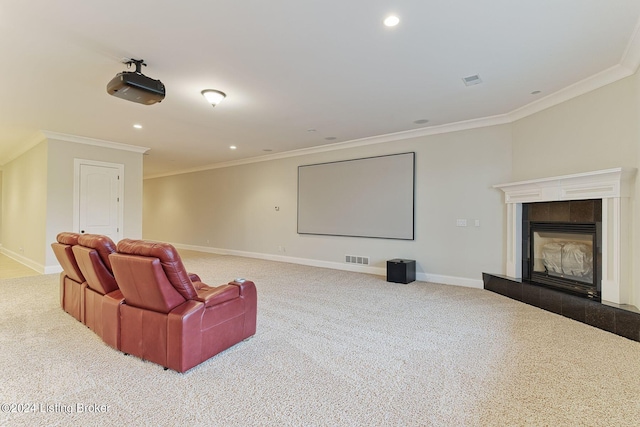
[116,239,197,300]
[78,234,117,272]
[56,232,81,246]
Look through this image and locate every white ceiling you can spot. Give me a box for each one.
[1,1,640,178]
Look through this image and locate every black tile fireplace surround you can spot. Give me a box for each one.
[523,200,602,300]
[483,273,640,342]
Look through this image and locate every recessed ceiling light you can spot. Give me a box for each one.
[230,145,237,150]
[413,119,429,124]
[325,137,337,141]
[531,90,541,95]
[384,15,400,27]
[307,128,317,133]
[263,149,273,152]
[133,124,142,129]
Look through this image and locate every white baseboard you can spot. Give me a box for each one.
[0,247,60,274]
[45,265,63,274]
[172,242,386,275]
[419,273,484,289]
[171,243,482,289]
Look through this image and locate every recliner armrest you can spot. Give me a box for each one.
[188,273,201,283]
[228,280,256,296]
[194,284,240,308]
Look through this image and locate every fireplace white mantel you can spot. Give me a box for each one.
[494,168,636,305]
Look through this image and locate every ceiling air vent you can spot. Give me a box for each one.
[462,74,482,86]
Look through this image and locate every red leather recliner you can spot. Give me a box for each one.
[109,239,257,372]
[51,232,86,322]
[72,234,124,349]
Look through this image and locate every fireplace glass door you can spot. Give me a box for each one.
[532,231,593,284]
[528,221,599,299]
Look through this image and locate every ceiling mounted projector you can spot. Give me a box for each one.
[107,59,165,105]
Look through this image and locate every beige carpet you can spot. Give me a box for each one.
[1,251,639,426]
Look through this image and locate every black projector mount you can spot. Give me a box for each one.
[124,58,146,73]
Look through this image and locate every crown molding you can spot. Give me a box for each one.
[145,63,628,179]
[2,130,149,167]
[148,53,640,181]
[1,131,47,166]
[145,114,514,179]
[507,64,634,122]
[621,15,640,72]
[146,15,640,180]
[42,130,150,154]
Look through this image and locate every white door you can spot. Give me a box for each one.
[77,162,123,242]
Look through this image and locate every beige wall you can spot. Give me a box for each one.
[632,69,640,309]
[0,171,3,246]
[512,72,640,307]
[1,141,48,267]
[511,75,638,180]
[0,136,144,272]
[144,69,640,299]
[2,65,633,296]
[144,125,513,286]
[44,138,144,269]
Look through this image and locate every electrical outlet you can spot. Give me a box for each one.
[456,219,467,227]
[474,219,480,227]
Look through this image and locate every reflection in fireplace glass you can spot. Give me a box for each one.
[532,231,593,285]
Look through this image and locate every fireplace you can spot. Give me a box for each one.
[493,168,636,306]
[522,201,602,300]
[487,169,640,340]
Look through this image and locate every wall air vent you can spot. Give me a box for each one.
[345,255,369,265]
[462,74,482,86]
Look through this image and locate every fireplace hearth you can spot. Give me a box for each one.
[489,168,639,336]
[482,273,640,342]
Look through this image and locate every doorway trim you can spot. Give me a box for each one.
[73,159,125,242]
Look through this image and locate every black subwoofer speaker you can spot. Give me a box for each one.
[386,259,416,284]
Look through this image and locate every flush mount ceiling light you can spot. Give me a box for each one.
[201,89,226,107]
[384,15,400,27]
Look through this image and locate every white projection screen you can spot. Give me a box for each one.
[297,152,415,240]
